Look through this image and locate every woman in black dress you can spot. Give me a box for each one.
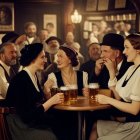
[5,43,64,140]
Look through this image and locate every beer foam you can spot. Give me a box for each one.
[60,86,69,91]
[52,86,57,88]
[89,83,99,89]
[69,85,78,89]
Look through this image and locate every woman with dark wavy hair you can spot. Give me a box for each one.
[44,45,88,96]
[5,43,64,140]
[44,45,88,140]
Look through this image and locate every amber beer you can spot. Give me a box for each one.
[89,83,99,101]
[50,86,60,96]
[60,86,70,105]
[69,85,78,102]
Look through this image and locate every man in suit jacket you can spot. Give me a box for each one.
[80,42,100,83]
[39,36,61,87]
[93,33,133,88]
[86,33,133,140]
[18,21,39,51]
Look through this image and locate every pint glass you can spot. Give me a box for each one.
[89,83,99,102]
[60,86,70,105]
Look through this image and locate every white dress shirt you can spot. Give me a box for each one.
[0,60,10,99]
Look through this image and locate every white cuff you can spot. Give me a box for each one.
[108,77,117,87]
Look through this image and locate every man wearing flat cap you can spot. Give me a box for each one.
[93,33,133,88]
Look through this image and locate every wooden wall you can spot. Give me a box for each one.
[1,0,140,60]
[14,2,64,39]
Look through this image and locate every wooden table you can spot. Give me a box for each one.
[54,96,111,140]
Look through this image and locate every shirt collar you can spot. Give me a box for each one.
[117,60,123,71]
[26,36,35,44]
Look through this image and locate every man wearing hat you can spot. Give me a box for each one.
[2,32,19,43]
[39,36,61,87]
[0,42,17,99]
[93,33,133,88]
[85,33,133,139]
[45,36,61,57]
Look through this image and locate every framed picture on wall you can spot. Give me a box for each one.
[86,0,98,11]
[0,3,14,32]
[115,0,126,9]
[43,14,57,36]
[98,0,109,11]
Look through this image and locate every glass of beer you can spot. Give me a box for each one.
[68,85,78,104]
[88,83,99,102]
[50,86,60,96]
[60,86,70,105]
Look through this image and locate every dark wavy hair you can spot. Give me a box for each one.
[126,33,140,50]
[59,45,78,67]
[20,43,43,66]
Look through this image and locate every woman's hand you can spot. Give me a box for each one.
[49,93,64,105]
[44,78,54,96]
[82,87,89,97]
[43,93,64,111]
[95,94,110,104]
[45,78,54,89]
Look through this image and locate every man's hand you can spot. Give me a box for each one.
[95,58,104,75]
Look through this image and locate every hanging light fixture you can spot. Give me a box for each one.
[71,9,82,23]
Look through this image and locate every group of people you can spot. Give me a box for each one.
[88,20,134,45]
[88,33,140,140]
[0,20,140,140]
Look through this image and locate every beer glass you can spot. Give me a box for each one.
[50,86,60,96]
[68,85,78,104]
[89,83,99,102]
[60,86,70,105]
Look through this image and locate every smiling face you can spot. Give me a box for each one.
[1,44,17,66]
[56,50,71,69]
[25,24,37,38]
[123,39,138,62]
[88,44,101,61]
[32,50,46,70]
[48,40,59,49]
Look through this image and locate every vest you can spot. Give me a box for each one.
[0,64,16,83]
[54,71,84,96]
